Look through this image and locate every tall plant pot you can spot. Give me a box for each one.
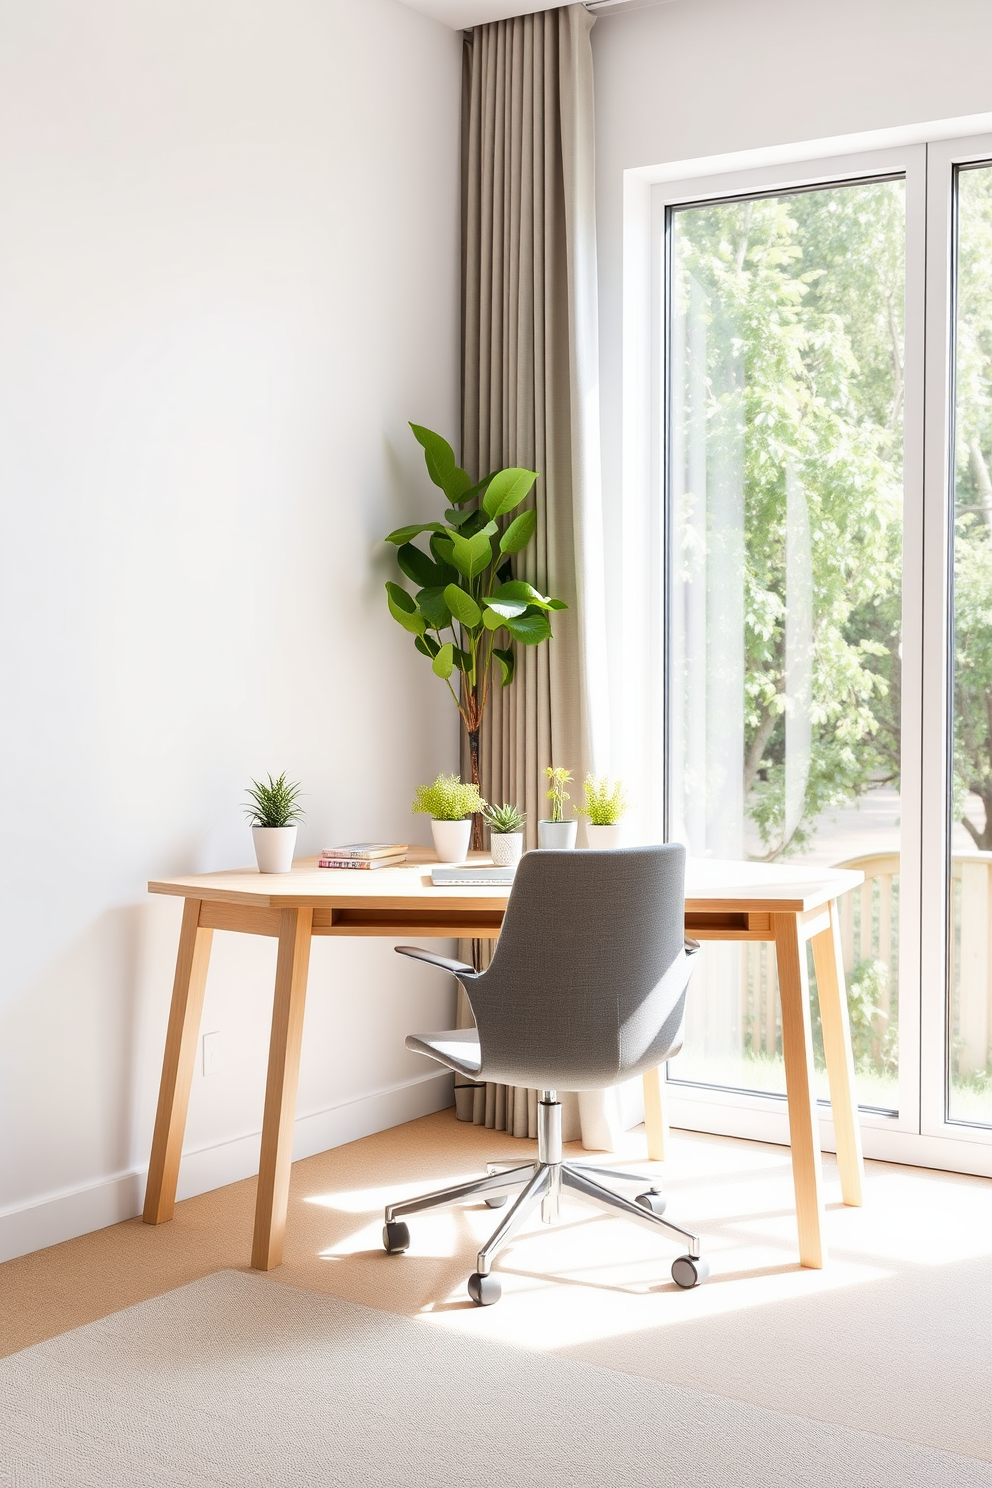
[538,819,578,850]
[585,823,623,849]
[432,818,472,863]
[252,825,298,873]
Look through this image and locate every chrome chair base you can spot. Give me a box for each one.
[382,1094,708,1305]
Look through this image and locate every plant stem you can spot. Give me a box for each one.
[469,724,482,850]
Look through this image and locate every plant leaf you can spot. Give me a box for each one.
[446,467,472,502]
[416,585,451,630]
[450,525,497,581]
[386,581,427,635]
[415,634,440,658]
[504,609,552,645]
[487,579,567,611]
[385,521,448,545]
[409,423,455,490]
[444,507,475,527]
[450,469,499,506]
[397,542,439,588]
[457,507,496,538]
[430,532,455,567]
[409,423,471,502]
[499,508,537,555]
[453,646,473,674]
[482,467,538,519]
[432,642,455,679]
[444,584,483,629]
[483,599,527,622]
[493,646,515,686]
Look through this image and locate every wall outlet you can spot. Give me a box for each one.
[202,1031,221,1077]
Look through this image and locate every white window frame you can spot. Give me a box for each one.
[622,120,992,1178]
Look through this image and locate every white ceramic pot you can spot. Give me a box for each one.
[490,831,524,867]
[252,824,298,873]
[537,819,578,850]
[585,823,623,849]
[431,818,472,863]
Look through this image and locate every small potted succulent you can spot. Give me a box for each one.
[412,773,486,863]
[577,774,629,849]
[538,766,577,849]
[245,772,305,873]
[482,802,526,868]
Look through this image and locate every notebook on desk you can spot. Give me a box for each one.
[430,864,517,886]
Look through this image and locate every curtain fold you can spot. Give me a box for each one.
[462,4,606,826]
[456,5,622,1151]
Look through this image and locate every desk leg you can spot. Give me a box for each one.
[642,1066,668,1161]
[251,907,313,1271]
[143,899,213,1224]
[772,911,826,1269]
[811,901,864,1207]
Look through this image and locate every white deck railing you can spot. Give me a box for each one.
[742,851,992,1075]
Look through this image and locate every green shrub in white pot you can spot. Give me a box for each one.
[412,774,485,862]
[538,766,577,849]
[482,801,526,867]
[577,774,628,848]
[245,773,305,873]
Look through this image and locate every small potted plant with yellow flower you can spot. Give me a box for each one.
[538,766,577,849]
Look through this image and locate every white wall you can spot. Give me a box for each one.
[0,0,464,1260]
[593,0,992,646]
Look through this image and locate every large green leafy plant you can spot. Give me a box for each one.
[384,424,566,796]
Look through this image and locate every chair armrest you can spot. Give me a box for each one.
[684,937,701,956]
[395,945,477,978]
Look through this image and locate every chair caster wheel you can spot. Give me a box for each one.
[485,1195,508,1208]
[635,1190,667,1217]
[671,1254,709,1289]
[382,1221,410,1254]
[467,1272,501,1306]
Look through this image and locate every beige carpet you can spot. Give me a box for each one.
[2,1269,991,1488]
[2,1114,991,1465]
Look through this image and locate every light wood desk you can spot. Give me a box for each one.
[144,852,864,1272]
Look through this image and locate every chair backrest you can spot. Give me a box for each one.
[467,844,691,1091]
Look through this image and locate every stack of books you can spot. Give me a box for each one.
[317,842,408,870]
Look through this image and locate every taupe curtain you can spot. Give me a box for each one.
[455,5,619,1150]
[461,3,606,826]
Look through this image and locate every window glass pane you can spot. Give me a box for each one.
[949,163,992,1129]
[667,178,906,1112]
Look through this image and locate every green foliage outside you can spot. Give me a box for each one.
[411,774,485,821]
[675,169,992,864]
[673,183,905,860]
[244,773,305,829]
[952,168,992,850]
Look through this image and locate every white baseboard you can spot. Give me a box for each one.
[665,1092,992,1178]
[0,1072,453,1265]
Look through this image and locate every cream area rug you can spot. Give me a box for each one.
[1,1271,989,1488]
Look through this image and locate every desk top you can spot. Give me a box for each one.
[149,850,863,916]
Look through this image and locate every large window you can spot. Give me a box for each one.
[625,133,992,1173]
[668,179,905,1112]
[950,162,992,1129]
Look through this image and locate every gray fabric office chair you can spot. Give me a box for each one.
[382,844,707,1305]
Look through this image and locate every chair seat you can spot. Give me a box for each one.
[406,1028,482,1078]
